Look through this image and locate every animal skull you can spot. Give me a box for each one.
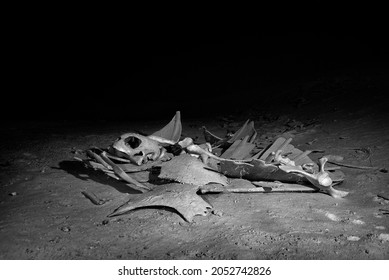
[111,133,163,165]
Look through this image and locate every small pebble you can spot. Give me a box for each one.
[351,219,365,225]
[49,236,61,243]
[378,233,389,242]
[347,236,360,241]
[373,213,383,219]
[102,220,109,225]
[325,212,341,222]
[212,209,223,217]
[9,192,18,196]
[375,226,385,230]
[60,226,71,232]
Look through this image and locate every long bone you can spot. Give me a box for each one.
[149,135,253,165]
[279,157,349,198]
[175,137,253,165]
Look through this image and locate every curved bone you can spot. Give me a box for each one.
[279,157,348,198]
[151,111,182,143]
[100,152,150,192]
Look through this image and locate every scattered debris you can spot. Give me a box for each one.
[77,111,351,222]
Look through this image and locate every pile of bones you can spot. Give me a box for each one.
[78,111,348,222]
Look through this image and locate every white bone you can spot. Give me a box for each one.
[185,143,252,165]
[111,133,163,166]
[274,150,296,166]
[279,157,348,198]
[147,135,176,145]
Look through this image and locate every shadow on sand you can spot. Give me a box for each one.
[56,160,142,195]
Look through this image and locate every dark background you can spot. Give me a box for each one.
[5,28,387,121]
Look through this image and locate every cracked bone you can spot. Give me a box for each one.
[279,157,348,198]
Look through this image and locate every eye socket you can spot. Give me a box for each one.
[125,136,142,149]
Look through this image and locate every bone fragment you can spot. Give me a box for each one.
[108,183,212,222]
[274,150,296,166]
[228,120,256,143]
[185,143,253,165]
[280,157,348,198]
[147,135,176,145]
[158,154,229,186]
[151,111,182,143]
[260,137,291,161]
[278,137,293,153]
[178,137,194,148]
[201,126,224,145]
[293,150,312,164]
[220,135,255,160]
